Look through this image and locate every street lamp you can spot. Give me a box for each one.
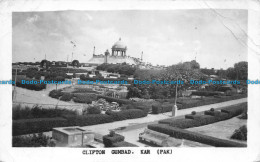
[172,75,179,117]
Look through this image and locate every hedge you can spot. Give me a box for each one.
[158,103,247,128]
[231,125,247,141]
[15,77,46,91]
[179,94,247,109]
[148,124,246,147]
[87,105,101,114]
[13,133,49,147]
[191,91,222,96]
[49,90,63,99]
[13,117,68,136]
[62,114,114,126]
[126,103,150,114]
[221,103,247,116]
[13,105,77,120]
[106,109,147,121]
[152,103,182,114]
[60,93,73,101]
[73,93,97,104]
[97,95,132,105]
[204,110,222,116]
[103,134,125,147]
[112,141,138,147]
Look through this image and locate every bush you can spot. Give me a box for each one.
[179,94,247,109]
[13,133,49,147]
[159,103,247,129]
[15,77,46,91]
[221,103,247,117]
[148,124,246,147]
[231,125,247,141]
[168,118,202,128]
[97,95,132,105]
[191,111,196,115]
[103,133,125,147]
[49,90,63,99]
[152,103,174,114]
[13,117,68,136]
[12,105,77,120]
[112,141,138,147]
[192,91,222,96]
[60,93,73,101]
[87,105,101,114]
[106,109,147,121]
[73,93,97,104]
[62,114,114,126]
[126,103,150,114]
[204,110,222,116]
[238,112,248,119]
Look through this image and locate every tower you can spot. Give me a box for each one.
[104,49,110,64]
[93,46,96,56]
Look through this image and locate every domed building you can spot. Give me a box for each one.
[87,38,142,66]
[111,38,127,57]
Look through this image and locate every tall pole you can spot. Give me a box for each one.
[12,68,17,100]
[172,75,178,117]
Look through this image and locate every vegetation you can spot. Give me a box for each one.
[103,133,125,147]
[231,125,247,141]
[13,117,68,136]
[87,105,101,114]
[13,105,77,120]
[13,133,49,147]
[148,124,246,147]
[97,63,137,76]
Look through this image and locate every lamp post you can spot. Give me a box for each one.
[172,75,179,117]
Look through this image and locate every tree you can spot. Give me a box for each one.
[234,61,248,80]
[72,60,80,67]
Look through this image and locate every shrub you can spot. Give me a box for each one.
[210,108,215,111]
[204,110,222,116]
[49,90,63,99]
[62,114,114,126]
[159,103,247,129]
[179,94,247,109]
[221,103,247,116]
[13,133,49,147]
[126,103,150,114]
[12,105,77,120]
[13,117,68,136]
[60,93,73,101]
[191,111,196,115]
[238,112,248,119]
[103,133,125,147]
[168,118,202,128]
[192,91,222,96]
[112,141,138,147]
[152,103,175,114]
[231,125,247,141]
[73,93,97,104]
[97,95,132,105]
[87,105,101,114]
[148,124,246,147]
[15,78,46,91]
[107,109,147,121]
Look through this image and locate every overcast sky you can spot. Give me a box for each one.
[13,10,248,69]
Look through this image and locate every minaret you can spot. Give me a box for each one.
[141,51,143,62]
[93,46,96,56]
[104,49,109,64]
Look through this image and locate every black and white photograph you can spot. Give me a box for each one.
[1,0,260,162]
